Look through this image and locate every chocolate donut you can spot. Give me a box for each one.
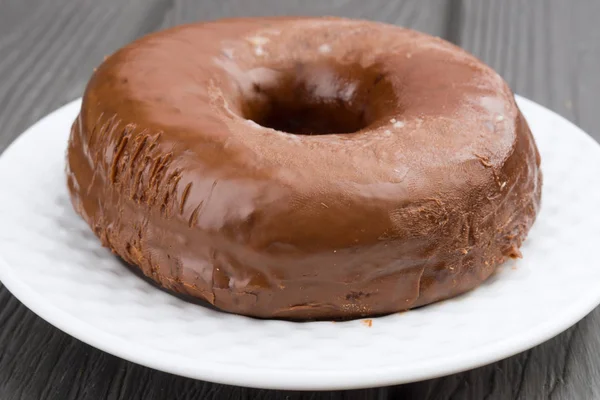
[66,17,542,320]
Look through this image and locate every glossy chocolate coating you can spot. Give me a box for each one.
[66,17,542,320]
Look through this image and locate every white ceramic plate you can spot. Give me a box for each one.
[0,96,599,390]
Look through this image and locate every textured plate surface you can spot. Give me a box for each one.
[0,96,599,391]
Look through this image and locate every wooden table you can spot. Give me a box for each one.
[1,1,599,399]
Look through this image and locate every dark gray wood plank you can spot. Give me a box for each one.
[0,0,599,399]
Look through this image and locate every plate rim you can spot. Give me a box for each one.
[0,95,599,390]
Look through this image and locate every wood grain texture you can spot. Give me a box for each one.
[0,0,599,399]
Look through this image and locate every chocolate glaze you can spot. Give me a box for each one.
[66,17,542,320]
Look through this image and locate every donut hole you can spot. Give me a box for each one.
[252,96,366,135]
[241,62,394,135]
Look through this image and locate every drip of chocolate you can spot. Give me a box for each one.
[66,17,542,320]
